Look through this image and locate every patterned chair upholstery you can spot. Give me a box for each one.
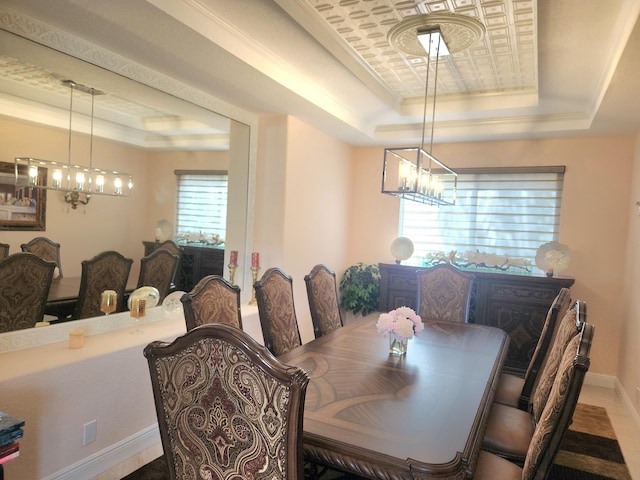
[474,322,593,480]
[416,263,475,323]
[137,248,179,301]
[181,275,242,331]
[144,323,309,480]
[304,264,343,339]
[0,252,56,332]
[73,251,133,319]
[254,267,302,356]
[21,236,63,277]
[494,287,572,410]
[481,300,587,463]
[155,239,181,257]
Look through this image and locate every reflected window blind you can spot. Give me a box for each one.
[400,167,564,261]
[175,171,228,238]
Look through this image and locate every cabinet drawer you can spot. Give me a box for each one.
[488,282,559,305]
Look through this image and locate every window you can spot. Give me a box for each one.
[175,170,228,239]
[400,167,564,264]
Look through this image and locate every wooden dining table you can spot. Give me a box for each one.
[278,316,509,480]
[45,276,137,321]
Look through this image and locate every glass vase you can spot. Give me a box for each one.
[389,333,408,356]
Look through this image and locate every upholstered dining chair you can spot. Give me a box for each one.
[254,267,302,356]
[154,239,181,256]
[136,248,179,301]
[494,287,572,410]
[144,323,310,480]
[416,263,475,323]
[481,300,587,464]
[181,275,242,331]
[0,243,9,260]
[21,236,63,277]
[474,322,594,480]
[73,250,133,319]
[0,253,56,333]
[304,264,343,338]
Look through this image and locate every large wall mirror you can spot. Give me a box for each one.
[0,27,254,334]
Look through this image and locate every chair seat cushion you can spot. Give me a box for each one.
[494,372,524,407]
[482,402,534,463]
[474,451,522,480]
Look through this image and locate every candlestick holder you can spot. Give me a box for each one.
[249,265,260,305]
[228,264,238,285]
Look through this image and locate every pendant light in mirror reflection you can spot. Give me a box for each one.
[14,80,133,210]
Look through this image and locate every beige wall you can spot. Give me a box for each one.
[348,136,635,383]
[254,115,352,342]
[621,133,640,415]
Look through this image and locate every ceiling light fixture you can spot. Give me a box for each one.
[382,27,457,206]
[15,80,133,210]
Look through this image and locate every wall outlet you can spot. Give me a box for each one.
[83,420,97,446]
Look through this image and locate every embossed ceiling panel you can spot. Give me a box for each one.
[300,0,536,101]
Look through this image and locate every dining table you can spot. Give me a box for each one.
[45,276,137,322]
[278,316,509,480]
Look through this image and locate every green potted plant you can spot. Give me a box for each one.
[339,262,381,316]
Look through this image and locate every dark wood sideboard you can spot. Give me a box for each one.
[378,262,575,376]
[143,241,224,292]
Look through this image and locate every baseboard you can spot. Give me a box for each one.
[584,372,617,389]
[41,424,160,480]
[616,378,640,431]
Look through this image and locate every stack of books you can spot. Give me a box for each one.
[0,411,24,466]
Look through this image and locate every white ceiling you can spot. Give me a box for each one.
[0,0,639,147]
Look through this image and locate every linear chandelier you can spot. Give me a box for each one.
[382,28,457,206]
[14,80,133,209]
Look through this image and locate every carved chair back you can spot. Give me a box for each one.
[416,263,475,323]
[530,300,586,423]
[181,275,242,331]
[0,253,56,332]
[137,248,179,301]
[517,287,572,408]
[523,322,593,480]
[20,236,63,277]
[73,250,133,319]
[0,243,9,260]
[144,323,309,480]
[304,264,343,338]
[255,267,302,356]
[474,322,593,480]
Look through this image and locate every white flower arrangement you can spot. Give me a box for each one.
[376,306,424,341]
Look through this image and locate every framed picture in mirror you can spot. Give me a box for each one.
[0,160,47,231]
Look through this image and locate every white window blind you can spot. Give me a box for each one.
[400,167,564,263]
[175,171,228,238]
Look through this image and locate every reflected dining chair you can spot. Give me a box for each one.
[416,263,475,323]
[20,236,63,277]
[304,264,343,338]
[0,252,56,332]
[136,248,179,301]
[494,287,572,410]
[73,250,133,319]
[475,322,594,480]
[254,267,302,356]
[0,243,9,260]
[481,300,587,464]
[144,323,309,480]
[181,275,242,331]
